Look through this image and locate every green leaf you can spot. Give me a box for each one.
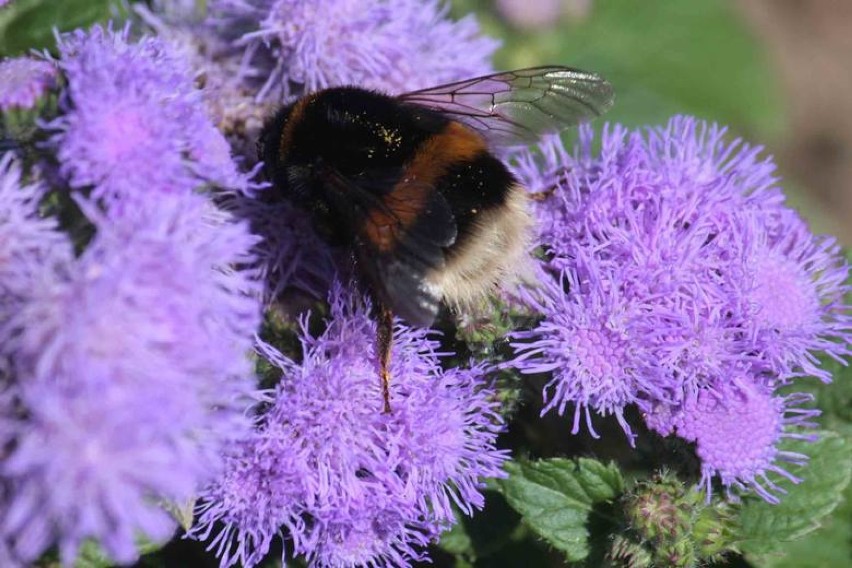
[493,458,624,561]
[815,361,852,425]
[74,536,163,568]
[0,0,127,57]
[438,514,474,557]
[738,431,852,560]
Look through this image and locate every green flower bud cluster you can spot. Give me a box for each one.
[607,472,735,567]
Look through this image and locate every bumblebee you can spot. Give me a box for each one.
[259,66,614,410]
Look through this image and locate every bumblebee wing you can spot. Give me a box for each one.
[348,174,457,327]
[398,66,614,146]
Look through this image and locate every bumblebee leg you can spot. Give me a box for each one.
[377,303,393,414]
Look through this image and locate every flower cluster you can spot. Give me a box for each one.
[1,24,263,566]
[191,284,507,567]
[507,117,851,500]
[0,57,56,111]
[205,0,498,101]
[48,25,252,208]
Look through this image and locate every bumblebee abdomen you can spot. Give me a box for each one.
[411,122,532,308]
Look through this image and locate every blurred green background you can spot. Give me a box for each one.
[2,1,850,567]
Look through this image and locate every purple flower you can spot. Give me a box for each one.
[739,219,851,382]
[191,421,311,568]
[48,25,251,208]
[506,116,850,498]
[675,379,819,504]
[0,153,72,317]
[510,263,657,443]
[0,56,56,110]
[0,194,262,565]
[135,2,271,155]
[206,0,498,101]
[192,282,507,567]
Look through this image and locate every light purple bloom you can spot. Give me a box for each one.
[510,263,657,443]
[739,219,851,382]
[134,2,271,155]
[507,116,850,497]
[49,25,251,208]
[0,194,262,565]
[0,153,72,317]
[675,380,819,504]
[0,57,56,110]
[206,0,498,101]
[192,282,507,567]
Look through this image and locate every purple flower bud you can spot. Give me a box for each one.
[0,57,56,110]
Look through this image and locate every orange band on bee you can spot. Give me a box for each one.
[404,122,486,185]
[362,122,487,252]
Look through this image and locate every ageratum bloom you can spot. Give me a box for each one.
[676,380,819,504]
[507,117,851,497]
[206,0,498,101]
[0,153,72,317]
[134,1,272,153]
[0,195,262,565]
[510,262,658,443]
[0,57,56,110]
[192,283,507,567]
[49,25,251,208]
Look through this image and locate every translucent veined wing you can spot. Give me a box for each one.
[397,66,614,146]
[318,164,457,327]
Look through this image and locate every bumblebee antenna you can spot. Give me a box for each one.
[377,303,394,414]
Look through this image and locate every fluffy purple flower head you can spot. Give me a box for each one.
[193,282,507,567]
[0,153,73,315]
[739,218,851,382]
[207,0,498,101]
[510,262,660,443]
[509,117,851,394]
[191,420,311,568]
[49,25,251,208]
[0,57,56,110]
[0,195,262,565]
[674,379,819,504]
[506,116,850,498]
